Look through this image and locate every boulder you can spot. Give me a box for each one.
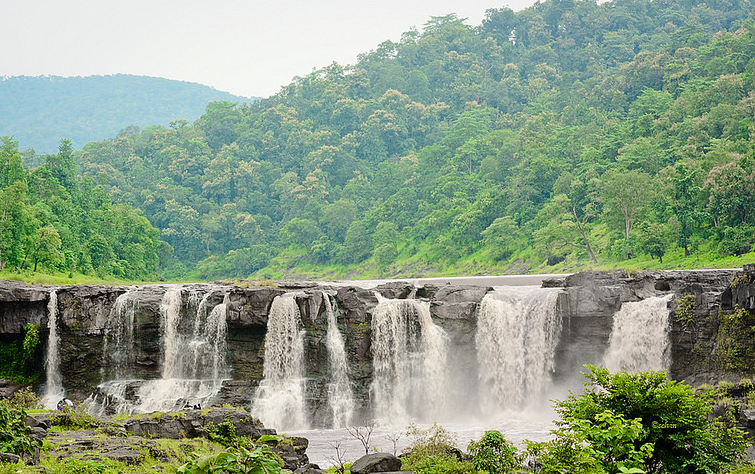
[226,286,286,328]
[336,287,378,324]
[0,453,20,464]
[350,453,402,474]
[430,285,491,321]
[375,282,415,300]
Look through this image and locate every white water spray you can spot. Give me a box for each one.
[476,286,561,412]
[42,290,64,408]
[104,290,137,379]
[94,287,229,414]
[603,294,673,373]
[370,296,449,425]
[324,293,355,428]
[252,294,308,430]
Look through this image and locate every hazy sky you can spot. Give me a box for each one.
[2,0,539,99]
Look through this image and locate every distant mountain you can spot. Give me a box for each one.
[0,74,254,153]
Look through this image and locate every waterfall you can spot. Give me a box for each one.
[603,294,673,373]
[94,287,229,414]
[252,294,308,430]
[476,286,561,412]
[370,296,449,425]
[42,290,64,408]
[160,288,183,379]
[104,290,137,379]
[323,293,355,428]
[132,287,228,412]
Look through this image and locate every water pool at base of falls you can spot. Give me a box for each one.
[288,413,555,468]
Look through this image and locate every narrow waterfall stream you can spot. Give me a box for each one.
[476,286,561,413]
[251,294,308,430]
[603,294,673,372]
[104,290,137,379]
[370,296,449,425]
[42,290,64,408]
[323,293,355,428]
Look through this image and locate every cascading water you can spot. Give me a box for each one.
[323,293,355,428]
[252,294,308,430]
[476,286,561,413]
[42,290,64,408]
[93,287,229,414]
[603,294,673,373]
[370,296,449,425]
[104,290,137,380]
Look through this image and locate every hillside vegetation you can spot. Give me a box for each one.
[0,75,251,154]
[3,0,755,281]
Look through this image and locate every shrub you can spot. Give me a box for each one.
[176,444,283,474]
[1,386,41,411]
[0,405,40,457]
[468,430,521,474]
[50,403,99,430]
[401,424,475,474]
[403,454,479,474]
[538,365,748,473]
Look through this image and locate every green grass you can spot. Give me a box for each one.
[4,239,755,286]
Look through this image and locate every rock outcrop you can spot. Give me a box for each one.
[1,266,754,426]
[350,453,403,474]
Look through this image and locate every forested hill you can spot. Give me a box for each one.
[3,0,755,282]
[0,75,252,154]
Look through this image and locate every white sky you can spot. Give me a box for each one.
[1,0,539,99]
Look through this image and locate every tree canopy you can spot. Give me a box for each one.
[4,0,755,280]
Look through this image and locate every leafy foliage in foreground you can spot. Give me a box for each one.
[176,444,283,474]
[526,366,748,473]
[176,419,284,474]
[468,430,521,474]
[0,405,40,457]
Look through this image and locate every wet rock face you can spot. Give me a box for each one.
[0,281,48,333]
[2,268,753,416]
[549,268,748,386]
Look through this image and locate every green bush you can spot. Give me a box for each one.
[468,430,521,474]
[176,444,283,474]
[50,403,99,430]
[531,365,749,473]
[403,454,479,474]
[0,405,40,457]
[1,386,42,411]
[401,424,479,474]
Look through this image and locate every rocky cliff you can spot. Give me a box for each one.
[1,266,754,425]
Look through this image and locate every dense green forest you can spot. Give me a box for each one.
[0,75,251,154]
[3,0,755,281]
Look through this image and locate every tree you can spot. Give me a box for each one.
[601,169,651,259]
[637,222,670,263]
[703,161,755,229]
[534,178,600,265]
[481,216,522,261]
[340,221,372,264]
[670,164,702,257]
[26,225,63,272]
[45,139,78,197]
[0,182,38,271]
[0,136,26,187]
